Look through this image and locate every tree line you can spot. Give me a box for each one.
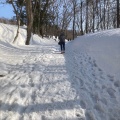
[0,0,120,45]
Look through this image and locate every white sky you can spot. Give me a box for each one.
[0,23,120,120]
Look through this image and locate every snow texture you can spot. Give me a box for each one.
[0,23,120,120]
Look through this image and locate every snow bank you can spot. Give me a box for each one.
[73,29,120,79]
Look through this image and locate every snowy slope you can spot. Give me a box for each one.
[0,23,120,120]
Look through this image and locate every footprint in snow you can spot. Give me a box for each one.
[85,111,96,120]
[114,80,120,87]
[75,108,85,119]
[21,84,25,88]
[29,82,34,87]
[80,100,86,109]
[20,91,26,98]
[93,60,97,67]
[0,75,5,77]
[107,88,116,98]
[41,115,46,120]
[107,74,114,82]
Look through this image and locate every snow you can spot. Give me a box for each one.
[0,23,120,120]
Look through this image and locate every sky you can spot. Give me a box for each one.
[0,23,120,120]
[0,4,15,19]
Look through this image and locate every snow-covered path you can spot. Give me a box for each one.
[1,41,120,120]
[0,23,120,120]
[0,40,84,119]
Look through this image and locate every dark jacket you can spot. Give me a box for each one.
[59,33,65,42]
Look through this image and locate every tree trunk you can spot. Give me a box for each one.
[85,0,88,33]
[106,0,110,29]
[73,1,76,40]
[80,1,83,35]
[92,0,95,33]
[13,17,20,43]
[10,0,21,43]
[26,0,33,45]
[117,0,119,28]
[103,0,106,29]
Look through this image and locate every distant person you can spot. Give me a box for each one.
[58,32,65,53]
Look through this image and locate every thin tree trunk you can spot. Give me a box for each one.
[10,0,22,43]
[73,14,75,39]
[38,0,41,35]
[85,0,88,33]
[107,0,110,29]
[13,17,20,43]
[92,0,95,33]
[117,0,119,28]
[103,0,106,29]
[80,1,83,35]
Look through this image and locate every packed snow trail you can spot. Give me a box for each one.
[1,41,120,120]
[0,42,85,119]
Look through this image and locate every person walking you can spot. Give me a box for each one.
[58,32,65,53]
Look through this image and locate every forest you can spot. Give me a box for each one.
[0,0,120,45]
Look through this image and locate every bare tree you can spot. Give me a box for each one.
[7,0,24,43]
[117,0,119,28]
[69,0,78,39]
[80,1,84,35]
[85,0,89,33]
[25,0,33,45]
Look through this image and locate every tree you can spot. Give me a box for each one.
[25,0,33,45]
[7,0,25,43]
[80,1,84,35]
[85,0,89,33]
[117,0,119,28]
